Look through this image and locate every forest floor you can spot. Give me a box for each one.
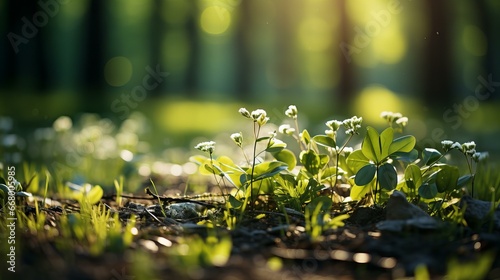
[3,187,500,280]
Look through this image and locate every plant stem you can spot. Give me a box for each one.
[463,153,474,197]
[331,134,353,200]
[294,118,305,150]
[374,166,380,204]
[249,122,261,207]
[210,153,227,203]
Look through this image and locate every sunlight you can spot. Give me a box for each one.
[200,6,231,35]
[372,24,406,64]
[354,85,404,125]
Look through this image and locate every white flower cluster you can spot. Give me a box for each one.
[239,108,269,126]
[194,141,215,154]
[441,140,488,162]
[343,116,363,135]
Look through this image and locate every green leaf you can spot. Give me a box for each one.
[362,126,380,162]
[423,148,442,166]
[435,165,459,192]
[266,140,287,153]
[355,164,376,186]
[404,164,422,189]
[228,195,243,209]
[86,185,103,205]
[457,174,474,187]
[306,196,333,213]
[390,149,419,162]
[346,150,370,173]
[312,135,336,149]
[203,163,222,176]
[190,155,209,165]
[252,161,288,181]
[256,136,270,142]
[322,166,345,179]
[350,184,371,201]
[319,154,329,168]
[379,127,394,160]
[389,135,416,155]
[300,149,321,175]
[378,163,398,190]
[418,183,438,199]
[301,129,311,146]
[272,149,297,170]
[15,191,32,197]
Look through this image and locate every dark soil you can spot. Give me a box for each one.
[2,192,500,280]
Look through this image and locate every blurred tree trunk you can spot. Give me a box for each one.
[236,0,252,101]
[337,0,354,111]
[84,0,105,97]
[476,0,496,101]
[4,1,48,92]
[185,2,199,98]
[421,0,452,108]
[274,2,296,95]
[149,0,163,97]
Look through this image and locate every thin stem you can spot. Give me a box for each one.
[374,166,380,205]
[249,123,261,207]
[331,134,353,200]
[421,153,447,177]
[293,118,305,151]
[210,153,226,203]
[463,153,475,197]
[240,146,251,166]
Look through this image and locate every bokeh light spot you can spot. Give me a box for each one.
[200,6,231,35]
[104,56,133,87]
[354,85,403,125]
[298,18,332,51]
[372,26,406,64]
[463,25,487,56]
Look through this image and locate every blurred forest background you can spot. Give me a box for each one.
[1,0,499,169]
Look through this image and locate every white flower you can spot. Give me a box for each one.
[343,116,363,135]
[450,142,463,151]
[462,141,476,153]
[230,133,243,147]
[279,124,294,135]
[342,147,353,157]
[195,141,215,154]
[285,105,298,119]
[472,152,489,162]
[326,120,343,131]
[441,140,454,151]
[251,109,269,126]
[238,108,251,118]
[395,117,408,126]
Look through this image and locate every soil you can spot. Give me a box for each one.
[2,192,500,280]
